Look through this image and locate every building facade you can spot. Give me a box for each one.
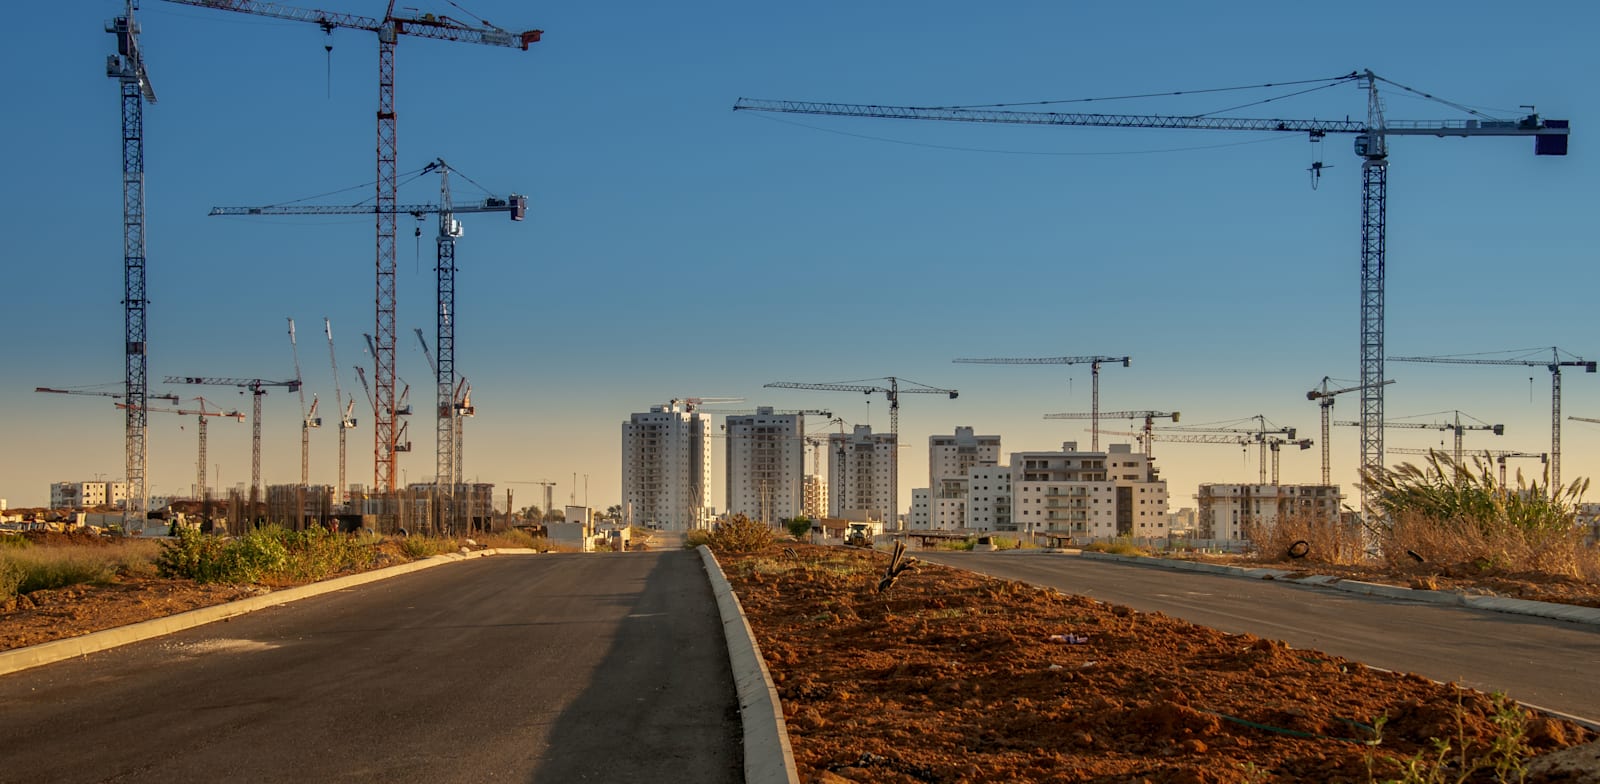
[966,464,1012,532]
[622,402,712,531]
[1009,442,1167,542]
[926,427,1001,531]
[827,424,896,522]
[724,408,806,523]
[802,474,828,520]
[50,481,128,509]
[1196,483,1343,542]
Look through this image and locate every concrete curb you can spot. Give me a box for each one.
[697,545,801,784]
[0,547,540,678]
[1074,550,1600,626]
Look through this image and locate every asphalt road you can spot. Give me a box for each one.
[919,551,1600,725]
[0,551,742,784]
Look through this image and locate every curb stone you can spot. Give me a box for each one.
[1070,550,1600,626]
[0,547,539,678]
[698,545,801,784]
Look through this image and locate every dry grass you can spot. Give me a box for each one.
[1247,511,1367,566]
[1,538,163,600]
[1379,510,1599,578]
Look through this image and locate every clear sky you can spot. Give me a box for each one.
[4,1,1596,515]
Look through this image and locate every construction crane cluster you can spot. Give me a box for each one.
[738,70,1569,512]
[75,1,540,528]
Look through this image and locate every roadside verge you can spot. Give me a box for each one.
[698,545,801,784]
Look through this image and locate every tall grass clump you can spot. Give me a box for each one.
[1246,510,1366,566]
[707,514,775,554]
[1361,451,1596,578]
[2,537,163,600]
[397,534,457,560]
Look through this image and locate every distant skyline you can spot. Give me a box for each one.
[3,1,1597,514]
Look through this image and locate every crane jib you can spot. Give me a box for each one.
[733,99,1569,155]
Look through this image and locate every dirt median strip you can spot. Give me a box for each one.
[0,548,540,677]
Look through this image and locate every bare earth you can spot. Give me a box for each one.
[722,545,1598,783]
[5,541,1599,782]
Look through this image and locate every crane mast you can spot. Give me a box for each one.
[738,70,1569,515]
[324,319,356,508]
[107,1,158,531]
[165,0,541,511]
[956,355,1130,451]
[1307,378,1395,486]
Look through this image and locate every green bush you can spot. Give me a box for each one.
[398,534,456,560]
[1,559,25,601]
[708,514,777,554]
[156,526,290,584]
[684,529,712,549]
[786,518,813,538]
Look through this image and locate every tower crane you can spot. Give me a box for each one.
[164,374,301,523]
[1334,411,1503,467]
[955,355,1129,451]
[1307,377,1395,485]
[700,408,834,418]
[106,1,158,530]
[324,318,356,508]
[37,387,178,404]
[1100,428,1311,486]
[115,397,244,500]
[1043,409,1177,457]
[1386,447,1547,489]
[287,319,322,528]
[415,328,475,531]
[765,377,957,527]
[737,70,1570,513]
[215,159,526,513]
[168,0,541,501]
[1392,348,1593,489]
[1151,416,1301,485]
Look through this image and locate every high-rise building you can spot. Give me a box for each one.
[1009,442,1167,541]
[802,474,828,520]
[622,402,711,531]
[724,407,805,523]
[828,424,895,522]
[926,427,1001,530]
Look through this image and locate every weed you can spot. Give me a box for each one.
[684,529,712,549]
[397,535,456,560]
[1082,537,1148,556]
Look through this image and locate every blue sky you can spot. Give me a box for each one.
[3,1,1596,513]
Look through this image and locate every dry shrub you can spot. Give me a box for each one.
[1246,510,1366,566]
[1380,509,1592,577]
[707,514,775,554]
[1362,451,1595,577]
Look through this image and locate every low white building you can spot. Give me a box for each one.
[966,464,1012,532]
[1196,484,1343,542]
[1010,442,1167,543]
[50,481,128,509]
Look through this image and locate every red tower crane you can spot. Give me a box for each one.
[956,356,1130,451]
[165,0,540,503]
[737,70,1569,513]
